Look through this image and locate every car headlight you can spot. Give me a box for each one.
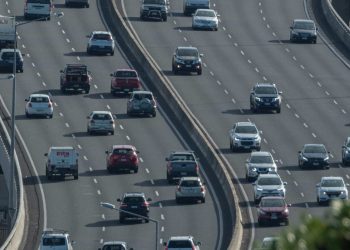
[273,97,280,102]
[278,187,284,192]
[324,156,329,161]
[283,208,289,214]
[250,167,257,172]
[292,31,299,35]
[345,150,349,154]
[255,97,261,102]
[322,191,327,195]
[256,187,263,191]
[234,136,240,141]
[302,156,308,161]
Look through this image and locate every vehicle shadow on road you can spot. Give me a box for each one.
[36,88,77,97]
[151,199,200,207]
[85,219,123,228]
[268,39,291,44]
[174,26,194,31]
[171,12,187,17]
[63,131,89,137]
[22,175,75,185]
[64,51,90,57]
[79,169,109,177]
[15,114,50,120]
[83,92,116,99]
[222,109,252,115]
[134,179,169,187]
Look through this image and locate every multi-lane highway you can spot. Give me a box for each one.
[120,0,350,247]
[0,1,227,249]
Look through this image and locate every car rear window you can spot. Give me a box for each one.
[144,0,165,5]
[261,199,285,207]
[1,52,21,60]
[115,71,137,78]
[171,154,195,161]
[322,179,344,187]
[66,66,87,74]
[123,196,145,203]
[133,93,153,100]
[177,49,198,57]
[168,240,192,247]
[196,10,215,17]
[304,145,326,154]
[92,114,112,120]
[92,34,112,40]
[27,0,51,3]
[43,237,66,246]
[294,22,315,30]
[102,245,125,250]
[113,148,134,155]
[257,177,281,186]
[180,180,200,187]
[31,96,49,103]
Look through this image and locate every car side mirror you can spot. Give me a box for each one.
[199,53,204,57]
[117,198,121,202]
[252,183,256,185]
[316,27,318,31]
[110,73,113,77]
[279,91,283,95]
[44,153,48,156]
[147,198,152,202]
[250,91,254,95]
[283,182,287,185]
[71,240,76,245]
[287,204,292,207]
[342,146,346,149]
[316,183,320,187]
[346,183,350,187]
[105,150,109,154]
[245,159,249,163]
[98,248,101,250]
[136,150,140,153]
[196,242,201,246]
[298,151,301,154]
[165,157,169,161]
[60,70,63,73]
[163,242,167,246]
[290,26,293,29]
[216,14,220,17]
[130,248,134,250]
[86,116,90,119]
[25,98,29,102]
[86,34,91,38]
[328,151,330,154]
[22,53,25,56]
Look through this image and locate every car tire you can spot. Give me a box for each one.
[152,111,157,117]
[74,173,78,180]
[119,217,125,223]
[162,15,167,21]
[254,198,260,204]
[197,69,202,75]
[276,107,281,113]
[201,197,205,203]
[86,47,91,54]
[246,173,253,182]
[256,147,261,152]
[86,3,90,8]
[110,50,114,56]
[134,167,139,173]
[111,131,114,135]
[167,173,172,184]
[285,219,289,226]
[176,197,181,203]
[48,114,53,119]
[25,111,31,118]
[258,219,264,226]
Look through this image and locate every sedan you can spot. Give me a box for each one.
[257,196,290,226]
[298,144,330,169]
[25,94,53,118]
[86,111,115,135]
[175,177,206,203]
[105,145,139,173]
[192,9,219,31]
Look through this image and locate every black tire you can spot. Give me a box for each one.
[276,107,281,113]
[152,111,157,117]
[258,219,264,226]
[48,114,53,119]
[254,198,260,205]
[111,130,114,135]
[74,172,78,180]
[25,112,31,118]
[256,147,261,152]
[84,88,90,94]
[110,50,114,56]
[162,15,167,21]
[134,167,139,173]
[86,3,90,8]
[197,69,202,75]
[120,217,125,223]
[167,173,172,184]
[201,197,205,203]
[145,218,149,223]
[299,161,304,169]
[317,196,321,205]
[176,197,180,203]
[87,47,91,54]
[60,87,66,94]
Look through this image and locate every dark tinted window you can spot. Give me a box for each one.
[294,21,315,30]
[144,0,165,5]
[133,93,153,100]
[92,34,112,40]
[257,177,281,186]
[115,71,137,78]
[177,48,198,57]
[113,148,134,155]
[66,66,87,74]
[30,96,49,103]
[92,114,112,120]
[255,86,277,95]
[27,0,51,3]
[321,179,344,187]
[180,180,200,187]
[123,196,145,203]
[102,245,125,250]
[168,240,192,248]
[304,145,326,154]
[235,125,257,134]
[171,154,195,161]
[250,155,273,164]
[261,199,285,207]
[42,237,66,246]
[1,52,21,60]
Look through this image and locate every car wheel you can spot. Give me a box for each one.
[25,111,31,118]
[74,173,78,180]
[176,197,181,203]
[254,198,259,204]
[86,47,91,54]
[285,219,289,226]
[167,173,172,184]
[256,147,261,152]
[152,111,157,117]
[246,173,252,182]
[162,15,167,21]
[134,167,138,173]
[111,130,114,135]
[86,3,89,8]
[258,219,264,226]
[48,114,53,119]
[145,218,149,223]
[107,167,112,173]
[201,197,205,203]
[84,88,90,94]
[110,50,114,56]
[119,217,125,223]
[276,107,281,113]
[197,69,202,75]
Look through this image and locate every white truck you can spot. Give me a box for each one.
[0,15,15,49]
[45,146,79,180]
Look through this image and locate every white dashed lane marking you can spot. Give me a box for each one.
[303,123,308,128]
[312,133,317,138]
[294,181,298,186]
[83,155,88,161]
[65,123,70,128]
[325,91,330,96]
[97,190,101,195]
[217,80,221,85]
[59,112,63,117]
[126,135,130,140]
[62,30,65,34]
[161,214,165,220]
[119,125,124,130]
[300,65,305,70]
[317,82,322,87]
[155,191,159,196]
[342,109,347,114]
[77,144,82,149]
[240,50,245,56]
[300,193,304,197]
[150,179,155,185]
[145,168,150,174]
[93,178,98,184]
[101,214,105,220]
[224,89,229,95]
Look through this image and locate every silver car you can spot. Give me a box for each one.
[25,94,53,118]
[87,111,115,135]
[246,151,277,181]
[175,177,206,203]
[341,137,350,165]
[192,9,219,31]
[316,176,349,205]
[229,122,261,151]
[253,173,287,204]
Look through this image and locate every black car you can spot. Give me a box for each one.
[0,49,24,73]
[250,83,282,113]
[298,144,330,169]
[117,192,152,223]
[172,46,202,75]
[290,19,317,44]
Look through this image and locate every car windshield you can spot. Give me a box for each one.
[304,145,326,154]
[144,0,165,5]
[168,240,192,247]
[92,114,112,120]
[30,96,49,103]
[42,237,66,246]
[294,22,315,30]
[133,93,153,100]
[321,179,344,187]
[261,199,285,207]
[181,180,200,187]
[346,141,350,147]
[250,155,273,164]
[113,148,134,155]
[102,245,125,250]
[123,196,145,203]
[255,86,277,95]
[196,10,215,17]
[66,66,87,74]
[115,71,137,77]
[171,154,195,161]
[177,49,198,57]
[258,177,281,186]
[235,125,257,134]
[92,34,112,40]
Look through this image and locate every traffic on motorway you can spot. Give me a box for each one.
[0,0,349,249]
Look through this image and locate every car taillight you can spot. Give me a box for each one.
[165,247,168,250]
[196,165,199,172]
[200,186,205,192]
[112,155,119,161]
[192,246,196,250]
[141,202,149,207]
[120,203,127,208]
[131,155,137,163]
[168,164,172,171]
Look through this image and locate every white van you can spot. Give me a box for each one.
[183,0,210,16]
[24,0,52,20]
[45,146,79,180]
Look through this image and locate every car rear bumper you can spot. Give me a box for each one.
[301,161,329,168]
[176,192,205,199]
[108,163,138,172]
[141,10,167,19]
[111,86,140,94]
[26,107,53,116]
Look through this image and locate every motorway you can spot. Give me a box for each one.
[0,0,225,249]
[120,0,350,247]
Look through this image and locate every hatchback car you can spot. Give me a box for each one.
[290,19,317,43]
[87,31,115,55]
[163,236,201,250]
[126,91,157,117]
[298,144,330,169]
[176,177,206,203]
[38,228,75,250]
[192,9,219,31]
[316,176,349,205]
[250,83,282,113]
[117,192,152,223]
[229,122,261,151]
[105,145,139,173]
[25,94,53,118]
[172,46,203,75]
[341,137,350,166]
[98,241,133,250]
[257,196,290,226]
[87,111,115,135]
[253,173,287,204]
[246,151,278,181]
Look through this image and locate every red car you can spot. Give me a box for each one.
[257,196,290,226]
[105,145,139,173]
[110,69,141,95]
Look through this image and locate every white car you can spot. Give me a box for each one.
[38,228,75,250]
[163,236,201,250]
[253,173,287,204]
[246,151,277,181]
[229,122,261,151]
[87,111,115,135]
[25,94,53,118]
[86,31,115,55]
[98,241,133,250]
[316,176,349,205]
[192,9,219,31]
[175,176,206,203]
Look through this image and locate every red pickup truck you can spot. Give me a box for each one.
[110,69,141,95]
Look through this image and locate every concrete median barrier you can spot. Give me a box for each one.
[101,0,243,249]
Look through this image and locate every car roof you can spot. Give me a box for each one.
[1,48,21,53]
[103,241,127,246]
[196,8,215,12]
[180,176,201,182]
[177,46,198,51]
[261,196,284,200]
[91,111,113,115]
[123,192,145,197]
[235,121,256,127]
[250,151,272,157]
[171,151,194,155]
[169,236,193,241]
[132,90,152,95]
[115,69,137,72]
[293,19,315,24]
[49,146,74,150]
[303,143,325,148]
[255,83,276,87]
[92,31,111,35]
[29,93,50,98]
[42,228,68,237]
[112,145,135,150]
[321,176,344,181]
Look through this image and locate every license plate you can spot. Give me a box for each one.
[180,172,187,176]
[244,146,250,149]
[185,65,191,67]
[120,159,127,162]
[73,84,79,87]
[313,162,319,166]
[134,106,140,110]
[271,213,277,219]
[131,206,137,209]
[151,12,158,16]
[264,103,270,105]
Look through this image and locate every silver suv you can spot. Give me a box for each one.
[253,173,287,204]
[316,176,349,205]
[86,31,115,55]
[341,137,350,166]
[229,122,261,151]
[245,151,277,182]
[38,229,75,250]
[140,0,169,21]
